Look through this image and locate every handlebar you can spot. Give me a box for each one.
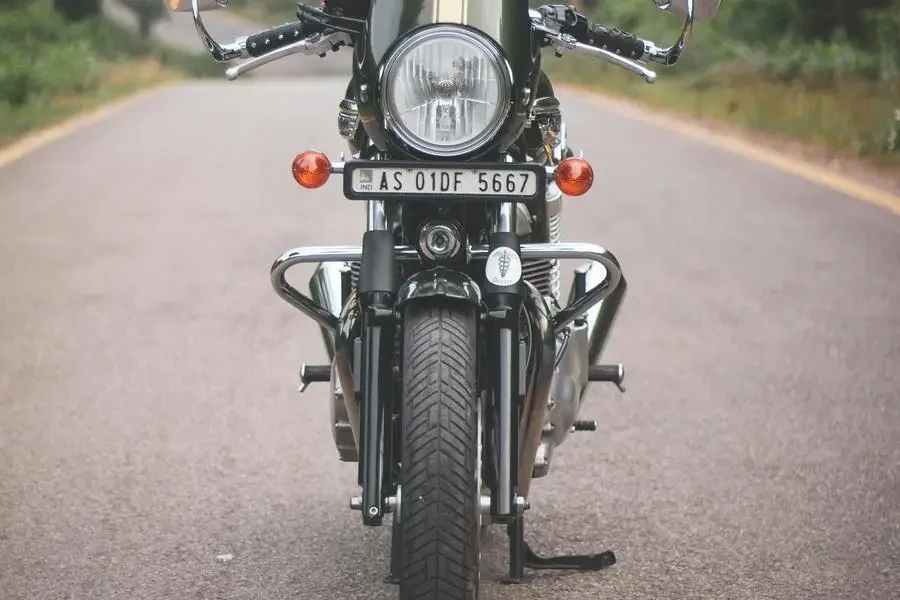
[245,22,308,58]
[179,1,697,83]
[531,3,696,83]
[587,26,646,61]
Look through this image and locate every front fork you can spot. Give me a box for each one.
[485,203,526,523]
[355,200,528,527]
[357,205,396,526]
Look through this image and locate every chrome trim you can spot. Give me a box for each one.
[366,200,387,231]
[396,268,482,308]
[189,0,246,62]
[309,263,347,361]
[271,246,371,332]
[338,99,361,140]
[418,221,461,261]
[270,243,621,334]
[225,32,352,80]
[543,319,590,469]
[522,244,622,334]
[379,26,514,157]
[531,0,702,83]
[571,263,628,366]
[643,0,695,66]
[541,29,658,83]
[493,203,516,234]
[517,282,556,499]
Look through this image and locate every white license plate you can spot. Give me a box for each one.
[348,166,539,198]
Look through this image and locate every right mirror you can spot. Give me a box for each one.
[164,0,224,11]
[654,0,722,21]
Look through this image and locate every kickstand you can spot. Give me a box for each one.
[524,542,616,571]
[503,516,616,584]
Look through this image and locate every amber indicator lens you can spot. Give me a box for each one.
[554,157,594,197]
[292,151,332,189]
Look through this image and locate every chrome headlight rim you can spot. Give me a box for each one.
[380,25,514,158]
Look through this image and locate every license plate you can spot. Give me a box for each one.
[343,162,544,202]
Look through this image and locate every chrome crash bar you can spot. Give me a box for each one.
[270,243,622,336]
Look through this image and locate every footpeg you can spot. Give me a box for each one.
[571,420,597,431]
[588,364,626,392]
[298,364,330,392]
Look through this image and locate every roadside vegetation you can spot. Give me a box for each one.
[546,0,900,168]
[0,0,218,147]
[226,0,298,23]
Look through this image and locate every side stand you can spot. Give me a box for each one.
[504,516,617,583]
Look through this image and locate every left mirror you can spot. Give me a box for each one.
[164,0,225,11]
[653,0,722,21]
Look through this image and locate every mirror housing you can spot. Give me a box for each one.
[653,0,722,21]
[165,0,225,11]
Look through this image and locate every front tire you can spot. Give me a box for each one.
[399,302,480,600]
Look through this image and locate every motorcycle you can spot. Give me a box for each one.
[167,0,722,597]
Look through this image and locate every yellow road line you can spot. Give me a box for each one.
[563,85,900,217]
[0,87,162,170]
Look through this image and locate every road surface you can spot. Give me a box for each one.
[1,8,899,600]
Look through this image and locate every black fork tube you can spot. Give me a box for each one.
[357,230,396,526]
[485,205,524,522]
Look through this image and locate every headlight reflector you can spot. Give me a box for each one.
[381,26,512,157]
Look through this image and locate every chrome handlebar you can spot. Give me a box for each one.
[529,0,697,84]
[189,0,244,62]
[184,0,696,83]
[224,32,352,80]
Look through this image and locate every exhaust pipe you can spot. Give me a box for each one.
[517,282,556,499]
[570,262,628,365]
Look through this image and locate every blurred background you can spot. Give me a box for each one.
[4,0,897,174]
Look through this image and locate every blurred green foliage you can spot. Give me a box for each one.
[227,0,299,22]
[52,0,102,21]
[0,0,218,144]
[549,0,900,161]
[118,0,169,38]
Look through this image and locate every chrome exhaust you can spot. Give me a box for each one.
[310,266,361,460]
[517,282,556,499]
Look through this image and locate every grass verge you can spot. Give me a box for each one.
[544,56,900,172]
[0,1,220,148]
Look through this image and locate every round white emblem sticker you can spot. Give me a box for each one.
[485,247,522,287]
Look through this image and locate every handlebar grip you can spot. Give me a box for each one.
[246,22,306,58]
[586,25,645,60]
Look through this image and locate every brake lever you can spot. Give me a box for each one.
[537,27,658,84]
[224,31,352,80]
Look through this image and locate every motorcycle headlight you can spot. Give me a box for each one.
[381,26,512,157]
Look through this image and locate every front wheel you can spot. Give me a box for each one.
[399,302,480,600]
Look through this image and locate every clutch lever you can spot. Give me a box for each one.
[224,31,352,80]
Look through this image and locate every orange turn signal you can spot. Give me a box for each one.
[554,157,594,197]
[292,151,332,189]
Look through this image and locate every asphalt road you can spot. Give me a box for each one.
[2,8,900,600]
